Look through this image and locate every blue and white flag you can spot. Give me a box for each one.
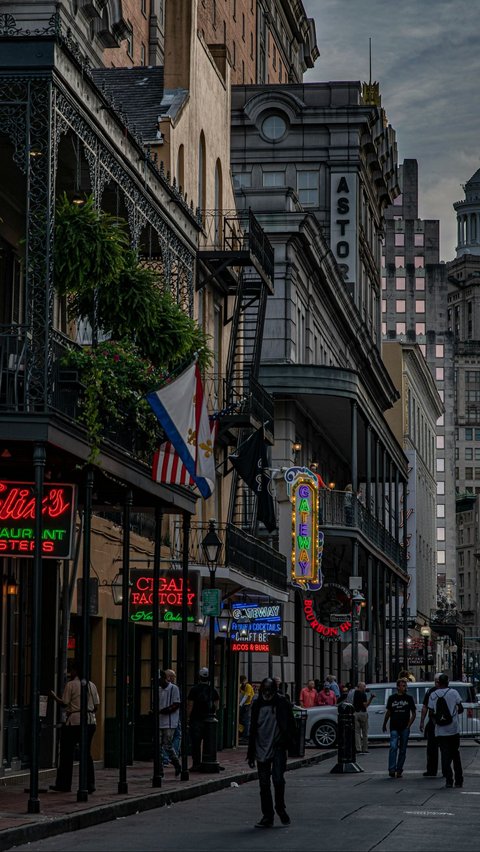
[147,363,215,498]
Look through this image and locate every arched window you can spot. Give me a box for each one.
[214,158,223,246]
[177,144,185,193]
[198,132,206,222]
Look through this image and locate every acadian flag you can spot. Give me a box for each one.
[147,363,215,498]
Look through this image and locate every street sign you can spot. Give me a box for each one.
[201,588,221,616]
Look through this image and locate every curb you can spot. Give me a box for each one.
[0,750,335,850]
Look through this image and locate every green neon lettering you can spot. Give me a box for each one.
[298,498,310,512]
[297,535,311,549]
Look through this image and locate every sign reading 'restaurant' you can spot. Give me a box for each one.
[0,481,76,559]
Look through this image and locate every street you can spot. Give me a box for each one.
[15,743,480,852]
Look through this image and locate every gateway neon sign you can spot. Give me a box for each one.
[287,469,324,587]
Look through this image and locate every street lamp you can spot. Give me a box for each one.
[420,625,431,680]
[201,520,223,773]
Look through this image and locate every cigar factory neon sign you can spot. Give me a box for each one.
[129,571,196,623]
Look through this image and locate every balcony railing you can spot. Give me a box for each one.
[172,521,287,591]
[200,209,274,289]
[320,490,406,571]
[203,372,274,430]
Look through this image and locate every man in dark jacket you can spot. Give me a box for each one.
[247,677,295,828]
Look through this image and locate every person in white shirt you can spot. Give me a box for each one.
[428,673,464,788]
[159,669,182,777]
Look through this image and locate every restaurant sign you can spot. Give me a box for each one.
[0,481,76,559]
[230,602,282,653]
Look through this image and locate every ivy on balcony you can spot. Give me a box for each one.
[55,195,211,462]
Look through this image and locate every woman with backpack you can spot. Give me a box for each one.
[428,673,464,788]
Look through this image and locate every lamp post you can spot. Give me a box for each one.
[351,590,365,686]
[200,520,223,773]
[420,625,431,680]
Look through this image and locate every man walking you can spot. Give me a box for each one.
[382,678,416,778]
[352,682,375,754]
[247,677,295,828]
[428,673,464,788]
[50,663,99,794]
[419,672,441,777]
[159,669,182,777]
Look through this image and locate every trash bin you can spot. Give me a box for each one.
[288,708,307,758]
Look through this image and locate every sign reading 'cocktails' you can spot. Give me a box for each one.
[0,481,76,559]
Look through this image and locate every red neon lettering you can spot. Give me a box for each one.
[0,482,71,521]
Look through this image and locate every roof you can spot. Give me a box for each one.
[91,66,187,141]
[465,167,480,188]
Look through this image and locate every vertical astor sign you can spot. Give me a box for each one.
[291,473,319,585]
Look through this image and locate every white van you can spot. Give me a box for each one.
[305,681,478,748]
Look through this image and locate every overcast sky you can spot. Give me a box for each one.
[304,0,480,261]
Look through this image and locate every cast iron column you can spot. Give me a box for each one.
[28,443,46,814]
[180,513,190,780]
[200,567,220,772]
[394,575,400,679]
[118,489,132,795]
[152,505,163,787]
[78,467,94,802]
[352,540,359,685]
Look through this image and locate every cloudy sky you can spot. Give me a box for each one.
[304,0,480,261]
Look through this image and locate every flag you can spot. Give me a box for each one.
[147,363,215,498]
[229,427,276,532]
[152,442,195,487]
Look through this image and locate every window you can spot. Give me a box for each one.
[394,194,403,206]
[437,551,445,564]
[381,276,387,290]
[242,13,245,38]
[381,254,386,268]
[415,322,425,335]
[214,159,223,247]
[262,115,286,140]
[465,448,473,460]
[436,458,445,472]
[176,144,185,190]
[382,322,387,335]
[414,233,424,247]
[436,344,444,357]
[396,322,406,334]
[395,256,405,268]
[414,256,424,268]
[396,277,406,290]
[395,233,405,246]
[232,0,236,18]
[437,528,445,541]
[141,0,147,15]
[415,276,425,290]
[297,171,319,206]
[415,300,425,313]
[437,481,445,495]
[140,43,146,66]
[437,504,445,518]
[437,414,444,426]
[212,0,217,26]
[465,428,473,441]
[436,435,444,449]
[475,428,480,441]
[198,131,206,219]
[126,24,133,59]
[263,171,285,187]
[465,467,473,479]
[250,32,254,58]
[436,367,444,380]
[233,172,251,190]
[396,300,406,313]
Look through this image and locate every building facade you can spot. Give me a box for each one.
[231,81,410,698]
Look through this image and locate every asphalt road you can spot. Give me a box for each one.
[15,743,480,852]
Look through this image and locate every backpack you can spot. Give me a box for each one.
[434,689,453,726]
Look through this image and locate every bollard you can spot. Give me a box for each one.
[330,702,363,774]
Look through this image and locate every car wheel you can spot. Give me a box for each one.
[311,720,337,748]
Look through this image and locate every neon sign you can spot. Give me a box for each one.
[230,602,282,653]
[129,571,196,623]
[0,482,76,559]
[287,470,323,587]
[303,582,352,642]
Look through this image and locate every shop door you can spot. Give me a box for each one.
[104,620,134,768]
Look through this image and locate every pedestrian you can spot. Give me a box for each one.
[187,667,219,771]
[247,677,296,828]
[325,674,340,700]
[315,683,337,706]
[419,673,441,777]
[239,674,254,742]
[343,484,354,525]
[159,669,182,777]
[382,678,416,778]
[299,679,317,708]
[163,669,181,766]
[428,673,464,788]
[49,663,99,794]
[352,682,375,754]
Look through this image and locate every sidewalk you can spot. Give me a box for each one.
[0,746,335,851]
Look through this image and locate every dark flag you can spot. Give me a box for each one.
[229,428,276,532]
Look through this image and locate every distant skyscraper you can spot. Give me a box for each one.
[382,160,456,602]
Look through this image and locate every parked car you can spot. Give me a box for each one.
[305,681,479,748]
